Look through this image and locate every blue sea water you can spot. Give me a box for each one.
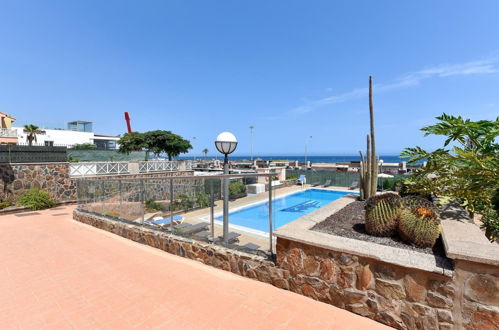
[215,189,352,232]
[181,155,412,164]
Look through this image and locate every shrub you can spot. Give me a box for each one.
[229,181,246,199]
[104,211,120,218]
[170,194,195,212]
[145,199,164,211]
[0,201,12,210]
[18,188,56,210]
[364,193,403,237]
[398,207,441,248]
[195,192,210,208]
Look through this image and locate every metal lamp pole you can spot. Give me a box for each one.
[192,136,196,161]
[304,136,312,168]
[249,125,254,161]
[215,132,238,242]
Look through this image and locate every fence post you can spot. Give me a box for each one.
[169,178,174,231]
[140,179,145,224]
[268,175,273,255]
[210,180,215,240]
[119,180,122,205]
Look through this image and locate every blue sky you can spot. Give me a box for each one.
[1,1,498,156]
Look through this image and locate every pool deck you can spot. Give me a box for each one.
[182,185,358,251]
[0,206,387,329]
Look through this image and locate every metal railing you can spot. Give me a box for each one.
[76,173,275,255]
[70,161,130,177]
[70,160,191,177]
[0,128,18,138]
[139,160,178,173]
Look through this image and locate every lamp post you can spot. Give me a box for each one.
[215,132,238,241]
[192,136,196,161]
[304,136,312,169]
[249,125,254,161]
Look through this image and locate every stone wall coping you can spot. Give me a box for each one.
[274,195,454,277]
[73,209,270,263]
[441,219,499,266]
[4,162,70,165]
[76,170,194,179]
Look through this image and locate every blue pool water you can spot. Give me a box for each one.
[216,189,351,232]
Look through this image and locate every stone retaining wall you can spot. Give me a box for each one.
[0,161,194,202]
[73,209,499,329]
[276,238,455,329]
[0,162,75,201]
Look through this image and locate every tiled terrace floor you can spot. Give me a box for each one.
[0,205,387,329]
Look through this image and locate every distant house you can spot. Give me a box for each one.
[2,116,120,150]
[0,112,18,145]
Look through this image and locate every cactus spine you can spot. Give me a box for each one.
[365,193,403,237]
[398,207,441,248]
[359,75,378,200]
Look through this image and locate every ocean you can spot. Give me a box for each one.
[180,155,412,164]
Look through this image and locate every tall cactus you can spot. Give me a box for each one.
[359,75,378,200]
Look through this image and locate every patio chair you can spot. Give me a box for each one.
[146,215,184,226]
[322,179,331,187]
[296,175,306,185]
[349,181,359,190]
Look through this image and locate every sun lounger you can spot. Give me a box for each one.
[213,232,241,243]
[146,215,184,226]
[241,242,260,250]
[349,181,359,190]
[322,179,331,187]
[194,231,211,239]
[296,175,306,185]
[180,222,209,234]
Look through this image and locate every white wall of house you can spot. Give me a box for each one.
[13,127,95,147]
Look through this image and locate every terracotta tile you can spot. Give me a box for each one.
[0,205,388,329]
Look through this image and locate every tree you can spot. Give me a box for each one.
[118,132,146,154]
[143,130,192,160]
[71,143,97,150]
[401,114,499,240]
[23,124,44,146]
[202,148,209,159]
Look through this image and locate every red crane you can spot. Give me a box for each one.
[124,112,132,133]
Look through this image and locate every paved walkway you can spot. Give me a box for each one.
[0,206,387,329]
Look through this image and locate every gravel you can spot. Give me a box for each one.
[311,200,446,256]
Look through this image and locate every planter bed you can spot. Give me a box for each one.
[312,200,446,257]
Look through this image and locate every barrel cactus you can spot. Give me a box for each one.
[398,207,441,248]
[403,196,438,212]
[364,193,403,237]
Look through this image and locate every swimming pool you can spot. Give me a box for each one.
[215,189,352,233]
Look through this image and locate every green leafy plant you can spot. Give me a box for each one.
[364,193,403,237]
[229,181,246,200]
[18,188,56,210]
[104,211,120,218]
[145,199,164,211]
[478,188,499,241]
[0,200,12,210]
[71,143,97,150]
[398,207,441,248]
[195,192,210,208]
[401,114,498,216]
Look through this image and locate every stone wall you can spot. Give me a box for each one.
[73,209,499,329]
[0,161,194,203]
[0,162,75,201]
[276,238,455,329]
[454,260,499,329]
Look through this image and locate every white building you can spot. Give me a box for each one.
[12,120,120,149]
